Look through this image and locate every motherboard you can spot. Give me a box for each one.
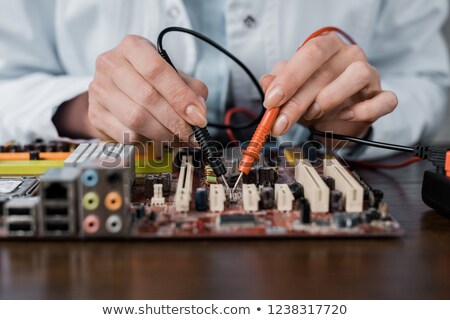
[0,141,403,239]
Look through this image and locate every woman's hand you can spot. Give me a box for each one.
[261,32,398,138]
[88,35,208,144]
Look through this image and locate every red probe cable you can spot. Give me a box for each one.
[233,27,356,190]
[225,107,257,144]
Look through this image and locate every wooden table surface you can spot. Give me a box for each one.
[1,157,450,299]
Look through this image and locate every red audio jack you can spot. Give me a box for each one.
[232,27,356,192]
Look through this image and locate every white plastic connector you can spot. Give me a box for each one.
[323,157,363,212]
[242,184,260,212]
[295,158,330,213]
[274,184,294,211]
[210,184,226,212]
[175,157,194,212]
[151,184,165,206]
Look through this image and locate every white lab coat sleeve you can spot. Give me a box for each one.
[359,0,450,159]
[0,0,91,144]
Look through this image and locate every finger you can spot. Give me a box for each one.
[260,74,276,92]
[117,35,208,127]
[89,79,180,143]
[271,46,370,135]
[88,101,147,143]
[271,60,288,75]
[271,54,352,136]
[338,91,398,122]
[312,61,379,119]
[94,58,194,142]
[181,73,209,100]
[264,32,345,109]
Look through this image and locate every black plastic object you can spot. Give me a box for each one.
[195,188,209,211]
[422,170,450,219]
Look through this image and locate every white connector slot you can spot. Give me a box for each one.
[210,184,226,212]
[151,184,165,206]
[323,158,363,212]
[243,184,260,212]
[175,157,194,212]
[274,184,294,211]
[295,159,330,213]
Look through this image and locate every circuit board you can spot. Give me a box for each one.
[0,142,403,239]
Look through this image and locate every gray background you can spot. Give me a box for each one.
[434,17,450,143]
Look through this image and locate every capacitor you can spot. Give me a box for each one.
[9,144,22,153]
[46,141,57,152]
[299,198,311,224]
[195,188,208,211]
[371,189,384,208]
[135,205,146,219]
[364,208,381,223]
[23,144,34,152]
[289,182,304,200]
[330,190,343,212]
[259,186,274,209]
[29,150,40,161]
[322,176,335,190]
[159,173,172,197]
[242,167,258,185]
[258,167,277,186]
[34,143,46,152]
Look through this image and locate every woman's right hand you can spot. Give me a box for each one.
[88,34,208,144]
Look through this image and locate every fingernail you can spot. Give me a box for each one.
[264,85,285,109]
[186,105,207,127]
[339,110,354,121]
[272,114,289,136]
[189,134,197,144]
[304,102,322,121]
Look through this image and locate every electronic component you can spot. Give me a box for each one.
[204,165,218,185]
[295,159,330,213]
[3,197,40,237]
[0,177,39,216]
[243,184,260,212]
[209,184,226,212]
[145,173,172,199]
[39,167,81,236]
[299,198,311,224]
[78,165,131,237]
[150,184,165,206]
[259,186,274,210]
[330,190,344,213]
[195,188,208,211]
[322,176,335,190]
[175,157,194,212]
[323,157,364,212]
[242,167,258,185]
[220,214,256,227]
[289,182,304,200]
[65,142,134,172]
[258,167,277,186]
[274,184,294,212]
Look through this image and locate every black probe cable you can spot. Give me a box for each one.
[309,128,415,153]
[157,28,230,189]
[156,26,265,130]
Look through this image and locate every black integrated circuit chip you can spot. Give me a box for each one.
[220,214,256,226]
